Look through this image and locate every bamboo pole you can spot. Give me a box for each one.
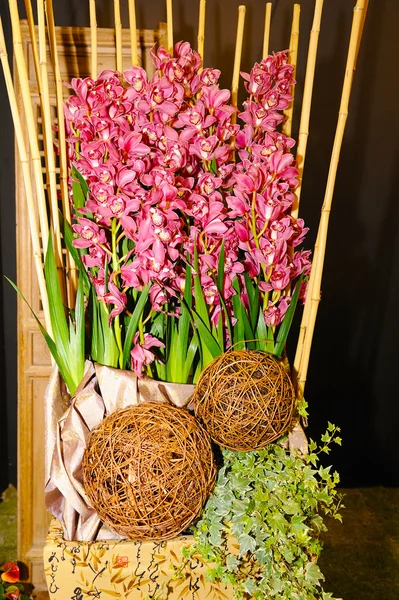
[24,0,51,235]
[89,0,98,79]
[37,0,63,271]
[292,0,368,400]
[114,0,123,72]
[231,5,246,119]
[0,17,52,335]
[8,0,50,258]
[291,0,324,220]
[197,0,206,69]
[282,4,300,137]
[166,0,173,54]
[45,0,77,304]
[24,0,41,88]
[128,0,138,67]
[262,2,272,59]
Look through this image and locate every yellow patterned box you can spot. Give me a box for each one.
[44,519,234,600]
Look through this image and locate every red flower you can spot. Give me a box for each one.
[1,562,20,584]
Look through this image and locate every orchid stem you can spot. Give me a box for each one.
[138,313,145,345]
[111,218,124,367]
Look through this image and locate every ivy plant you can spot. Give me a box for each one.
[180,424,343,600]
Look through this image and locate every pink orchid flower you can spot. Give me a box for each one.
[104,281,127,325]
[73,217,107,248]
[131,333,165,378]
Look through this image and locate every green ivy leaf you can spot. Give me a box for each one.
[305,562,324,586]
[238,533,256,556]
[269,512,287,533]
[188,426,343,599]
[244,578,257,595]
[226,554,239,571]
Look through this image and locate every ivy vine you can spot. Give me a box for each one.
[178,424,343,600]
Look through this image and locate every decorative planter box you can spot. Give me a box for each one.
[44,519,234,600]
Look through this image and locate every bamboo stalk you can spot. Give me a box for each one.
[8,0,49,258]
[282,4,300,137]
[45,0,77,304]
[197,0,206,69]
[291,0,324,220]
[166,0,173,54]
[37,0,64,271]
[24,0,41,89]
[231,5,246,119]
[0,17,52,335]
[292,0,368,400]
[114,0,123,72]
[89,0,97,79]
[128,0,138,67]
[262,2,272,59]
[24,0,51,236]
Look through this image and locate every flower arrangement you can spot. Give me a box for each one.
[0,0,368,596]
[36,42,311,393]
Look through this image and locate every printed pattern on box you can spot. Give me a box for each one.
[44,519,234,599]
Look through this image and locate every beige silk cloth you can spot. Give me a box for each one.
[44,362,195,542]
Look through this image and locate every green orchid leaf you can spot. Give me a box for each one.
[274,273,304,359]
[98,300,119,367]
[62,218,90,293]
[182,336,199,382]
[71,165,88,208]
[232,277,254,348]
[69,274,85,383]
[254,308,275,353]
[217,239,225,293]
[71,165,89,198]
[183,261,193,308]
[210,157,218,175]
[244,271,260,331]
[172,264,194,382]
[231,292,245,349]
[90,285,102,363]
[45,236,70,365]
[191,309,222,362]
[5,276,76,393]
[193,242,211,330]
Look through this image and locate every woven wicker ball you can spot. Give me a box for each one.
[193,350,295,452]
[82,403,216,541]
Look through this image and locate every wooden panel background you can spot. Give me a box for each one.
[16,20,167,592]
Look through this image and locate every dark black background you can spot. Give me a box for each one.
[1,0,398,492]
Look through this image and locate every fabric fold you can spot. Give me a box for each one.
[44,362,195,541]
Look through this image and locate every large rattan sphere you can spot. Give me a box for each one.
[82,403,216,540]
[193,350,295,452]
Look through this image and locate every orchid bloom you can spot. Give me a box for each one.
[131,333,165,377]
[64,42,310,366]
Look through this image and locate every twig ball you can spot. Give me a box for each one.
[193,350,295,452]
[82,403,216,540]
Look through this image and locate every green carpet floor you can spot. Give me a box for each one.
[0,485,17,565]
[319,487,399,600]
[0,486,398,599]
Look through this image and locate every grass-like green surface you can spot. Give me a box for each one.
[0,486,398,598]
[320,487,399,600]
[0,485,17,565]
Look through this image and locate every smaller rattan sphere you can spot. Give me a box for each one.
[82,403,216,541]
[193,350,295,452]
